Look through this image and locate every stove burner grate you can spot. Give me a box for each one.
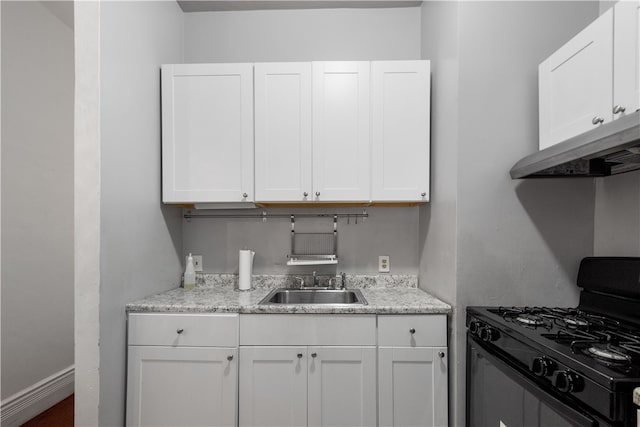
[516,314,545,326]
[587,345,631,362]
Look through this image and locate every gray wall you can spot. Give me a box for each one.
[182,7,423,275]
[1,0,74,400]
[594,172,640,255]
[184,207,419,275]
[418,0,460,422]
[419,2,599,425]
[184,7,420,62]
[98,2,184,425]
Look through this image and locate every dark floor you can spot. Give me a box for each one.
[21,395,74,427]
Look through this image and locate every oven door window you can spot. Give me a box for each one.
[467,338,598,427]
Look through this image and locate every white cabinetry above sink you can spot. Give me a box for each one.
[161,64,254,205]
[162,60,431,207]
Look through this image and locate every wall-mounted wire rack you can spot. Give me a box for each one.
[183,210,368,266]
[287,215,338,266]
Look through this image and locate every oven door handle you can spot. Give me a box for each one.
[469,336,598,427]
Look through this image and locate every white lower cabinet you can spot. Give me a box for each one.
[238,346,308,427]
[308,346,377,427]
[127,313,448,427]
[239,346,377,427]
[378,347,448,427]
[126,313,239,427]
[378,315,448,427]
[127,346,238,427]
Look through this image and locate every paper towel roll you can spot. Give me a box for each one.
[239,249,255,291]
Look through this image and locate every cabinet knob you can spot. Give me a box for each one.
[311,352,317,358]
[297,353,303,359]
[227,355,234,361]
[242,193,248,198]
[592,116,604,125]
[315,191,321,197]
[613,105,626,115]
[438,351,445,358]
[303,192,308,197]
[409,328,416,334]
[421,192,426,197]
[176,328,184,334]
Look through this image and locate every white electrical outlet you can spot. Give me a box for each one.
[186,255,203,272]
[379,256,390,273]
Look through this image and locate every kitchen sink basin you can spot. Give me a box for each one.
[259,288,368,305]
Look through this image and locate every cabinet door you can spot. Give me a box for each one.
[614,0,640,118]
[307,346,377,427]
[539,10,614,149]
[255,63,312,202]
[161,63,254,203]
[378,347,448,427]
[126,346,237,427]
[312,62,370,202]
[371,61,430,202]
[239,346,307,427]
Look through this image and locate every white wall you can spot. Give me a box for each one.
[594,172,640,255]
[184,207,420,275]
[419,2,598,425]
[98,2,184,425]
[185,7,420,62]
[74,1,100,423]
[1,0,74,402]
[182,7,423,275]
[418,1,460,423]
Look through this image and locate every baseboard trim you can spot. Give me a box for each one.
[1,365,74,427]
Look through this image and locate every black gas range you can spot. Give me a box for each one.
[467,257,640,427]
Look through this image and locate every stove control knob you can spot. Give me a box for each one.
[554,370,583,393]
[469,321,482,334]
[530,357,555,377]
[480,326,499,342]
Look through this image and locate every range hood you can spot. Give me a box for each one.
[510,111,640,179]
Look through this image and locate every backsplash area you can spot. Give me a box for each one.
[182,207,420,275]
[196,273,418,289]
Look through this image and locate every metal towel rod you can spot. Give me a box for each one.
[184,210,368,222]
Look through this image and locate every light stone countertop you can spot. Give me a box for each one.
[634,387,640,406]
[126,274,451,315]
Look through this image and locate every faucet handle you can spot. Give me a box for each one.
[294,276,305,288]
[339,272,347,289]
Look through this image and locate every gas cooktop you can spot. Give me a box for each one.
[470,306,640,383]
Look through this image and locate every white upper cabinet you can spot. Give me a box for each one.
[164,60,432,205]
[161,63,254,203]
[539,9,614,150]
[313,62,371,202]
[539,2,640,150]
[613,0,640,118]
[371,61,431,202]
[254,63,312,202]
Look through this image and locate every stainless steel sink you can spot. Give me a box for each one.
[259,288,368,305]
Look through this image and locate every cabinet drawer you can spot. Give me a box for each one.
[128,313,238,347]
[378,315,446,347]
[240,314,376,346]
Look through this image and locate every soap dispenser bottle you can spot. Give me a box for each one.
[183,253,196,290]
